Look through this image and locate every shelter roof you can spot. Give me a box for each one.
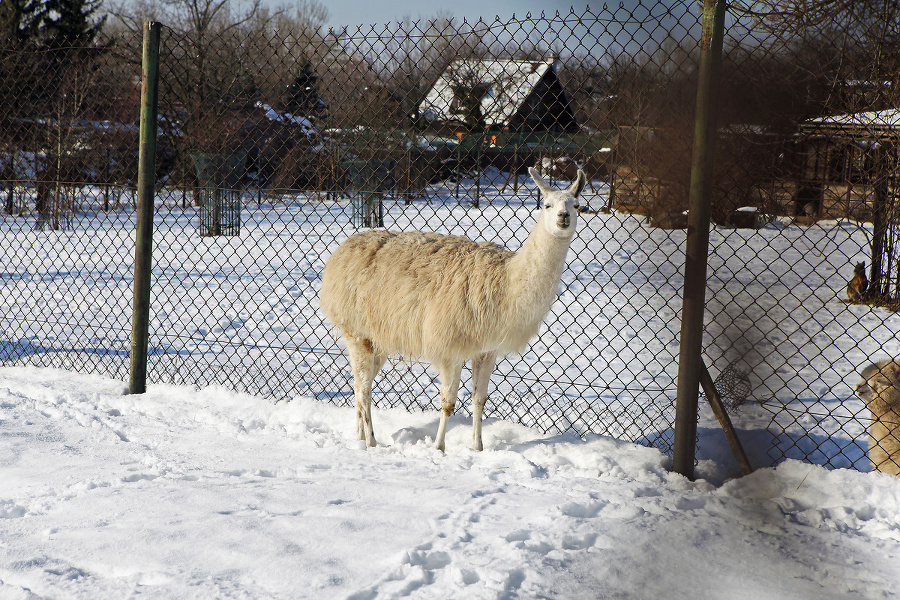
[801,108,900,139]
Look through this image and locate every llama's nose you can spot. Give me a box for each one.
[557,211,570,228]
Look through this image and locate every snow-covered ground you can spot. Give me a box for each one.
[2,366,899,599]
[3,172,900,597]
[3,171,898,472]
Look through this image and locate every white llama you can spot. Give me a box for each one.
[320,167,586,451]
[856,359,900,475]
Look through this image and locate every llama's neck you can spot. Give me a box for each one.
[872,404,900,425]
[506,221,573,324]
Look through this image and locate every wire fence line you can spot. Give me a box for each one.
[2,1,900,472]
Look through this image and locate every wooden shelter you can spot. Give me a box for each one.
[796,108,900,298]
[794,109,900,222]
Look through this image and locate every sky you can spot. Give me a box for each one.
[312,0,698,60]
[321,0,588,31]
[311,0,694,61]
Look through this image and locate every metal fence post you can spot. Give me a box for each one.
[672,0,726,478]
[129,21,162,395]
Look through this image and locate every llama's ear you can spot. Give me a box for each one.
[861,361,883,380]
[529,167,552,196]
[568,169,586,198]
[866,360,900,383]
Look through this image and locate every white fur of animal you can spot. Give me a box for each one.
[320,167,586,451]
[856,359,900,475]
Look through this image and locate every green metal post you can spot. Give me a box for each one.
[129,21,162,394]
[672,0,726,479]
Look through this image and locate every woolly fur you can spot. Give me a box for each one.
[320,168,586,450]
[857,359,900,475]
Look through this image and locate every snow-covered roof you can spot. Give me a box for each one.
[255,102,316,136]
[418,59,556,127]
[803,108,900,131]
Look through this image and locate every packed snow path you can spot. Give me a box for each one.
[1,367,899,599]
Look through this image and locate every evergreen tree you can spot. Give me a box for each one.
[0,0,42,47]
[280,60,325,120]
[1,0,44,128]
[38,0,107,48]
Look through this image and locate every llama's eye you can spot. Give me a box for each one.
[544,203,551,209]
[873,377,891,389]
[573,204,580,210]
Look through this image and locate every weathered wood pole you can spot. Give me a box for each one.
[129,21,162,395]
[672,0,726,478]
[698,359,754,476]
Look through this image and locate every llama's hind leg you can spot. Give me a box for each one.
[345,335,383,447]
[434,360,464,452]
[470,352,497,452]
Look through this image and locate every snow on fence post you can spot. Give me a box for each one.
[129,21,162,395]
[672,0,726,479]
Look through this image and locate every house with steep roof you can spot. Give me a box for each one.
[418,58,577,133]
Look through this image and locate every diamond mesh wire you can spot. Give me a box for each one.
[2,1,900,469]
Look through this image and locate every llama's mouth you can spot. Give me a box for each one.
[557,214,571,229]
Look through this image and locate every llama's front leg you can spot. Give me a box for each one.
[361,351,387,445]
[434,361,463,452]
[471,352,496,451]
[345,335,383,447]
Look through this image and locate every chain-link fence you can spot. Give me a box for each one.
[2,1,899,473]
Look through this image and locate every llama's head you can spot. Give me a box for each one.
[529,166,586,239]
[857,360,900,409]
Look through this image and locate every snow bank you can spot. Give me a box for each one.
[1,366,898,599]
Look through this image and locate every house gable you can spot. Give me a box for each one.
[419,59,577,131]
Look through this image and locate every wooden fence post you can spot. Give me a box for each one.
[672,0,726,478]
[129,21,162,394]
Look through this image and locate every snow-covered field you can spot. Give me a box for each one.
[3,171,898,471]
[1,366,899,599]
[2,174,689,451]
[3,173,900,597]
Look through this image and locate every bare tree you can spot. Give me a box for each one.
[112,0,329,195]
[36,50,107,230]
[380,14,454,127]
[735,0,900,111]
[444,60,493,131]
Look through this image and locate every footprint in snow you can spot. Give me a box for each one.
[0,501,27,519]
[562,533,598,550]
[560,500,606,518]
